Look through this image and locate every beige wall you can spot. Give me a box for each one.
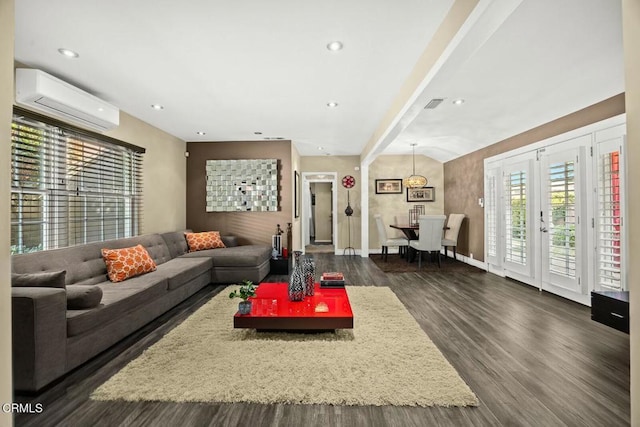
[106,112,186,234]
[622,1,639,424]
[1,0,14,424]
[369,154,444,250]
[444,93,626,261]
[186,141,293,246]
[300,156,361,250]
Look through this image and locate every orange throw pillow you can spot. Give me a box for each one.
[185,231,226,252]
[101,244,157,283]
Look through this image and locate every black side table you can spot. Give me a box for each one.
[270,257,290,275]
[591,290,629,333]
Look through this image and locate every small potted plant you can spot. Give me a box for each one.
[229,280,257,315]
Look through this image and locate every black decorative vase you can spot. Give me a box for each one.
[302,256,315,296]
[344,203,353,216]
[288,251,305,301]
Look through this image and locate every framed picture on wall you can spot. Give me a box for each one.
[407,186,435,202]
[375,179,403,194]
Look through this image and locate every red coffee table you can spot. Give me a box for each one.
[233,282,353,331]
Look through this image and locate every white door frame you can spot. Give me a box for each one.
[302,172,338,254]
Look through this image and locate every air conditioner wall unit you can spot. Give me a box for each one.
[15,68,119,132]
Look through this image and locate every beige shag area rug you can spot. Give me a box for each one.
[92,286,478,407]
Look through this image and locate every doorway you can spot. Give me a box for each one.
[302,173,337,254]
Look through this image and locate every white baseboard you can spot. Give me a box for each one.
[457,254,487,270]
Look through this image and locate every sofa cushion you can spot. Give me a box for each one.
[11,270,66,288]
[66,274,168,337]
[181,245,271,267]
[221,236,238,247]
[154,257,213,290]
[185,231,226,252]
[160,230,190,258]
[102,245,157,283]
[100,234,173,265]
[66,285,103,309]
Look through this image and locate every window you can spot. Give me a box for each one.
[10,108,144,254]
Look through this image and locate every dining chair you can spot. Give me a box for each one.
[409,215,446,268]
[374,214,409,261]
[442,213,465,260]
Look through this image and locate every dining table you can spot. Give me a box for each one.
[389,224,419,240]
[389,224,451,241]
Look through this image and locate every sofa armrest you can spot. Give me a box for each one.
[222,235,239,247]
[12,287,67,392]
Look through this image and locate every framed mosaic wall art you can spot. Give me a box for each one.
[205,159,278,212]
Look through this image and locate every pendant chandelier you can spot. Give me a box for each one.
[403,143,428,189]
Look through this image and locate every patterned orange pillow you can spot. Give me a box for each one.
[185,231,226,252]
[101,244,157,283]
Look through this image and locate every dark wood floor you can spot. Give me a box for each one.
[14,254,630,426]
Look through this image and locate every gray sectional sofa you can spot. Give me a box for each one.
[11,230,272,392]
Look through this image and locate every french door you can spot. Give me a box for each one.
[484,118,627,305]
[538,137,589,302]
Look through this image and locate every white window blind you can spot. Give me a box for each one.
[547,161,576,278]
[505,170,527,265]
[10,108,144,254]
[596,150,622,289]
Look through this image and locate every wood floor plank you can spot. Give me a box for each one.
[14,254,630,426]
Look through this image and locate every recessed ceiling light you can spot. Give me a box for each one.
[452,98,465,105]
[151,104,164,110]
[326,41,343,51]
[318,147,324,151]
[58,48,79,58]
[327,102,339,108]
[196,131,206,136]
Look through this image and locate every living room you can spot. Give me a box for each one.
[1,1,639,426]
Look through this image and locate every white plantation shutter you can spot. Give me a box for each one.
[485,169,498,260]
[595,142,623,290]
[505,170,527,266]
[10,107,144,254]
[547,160,577,279]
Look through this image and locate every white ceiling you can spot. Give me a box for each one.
[14,0,624,162]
